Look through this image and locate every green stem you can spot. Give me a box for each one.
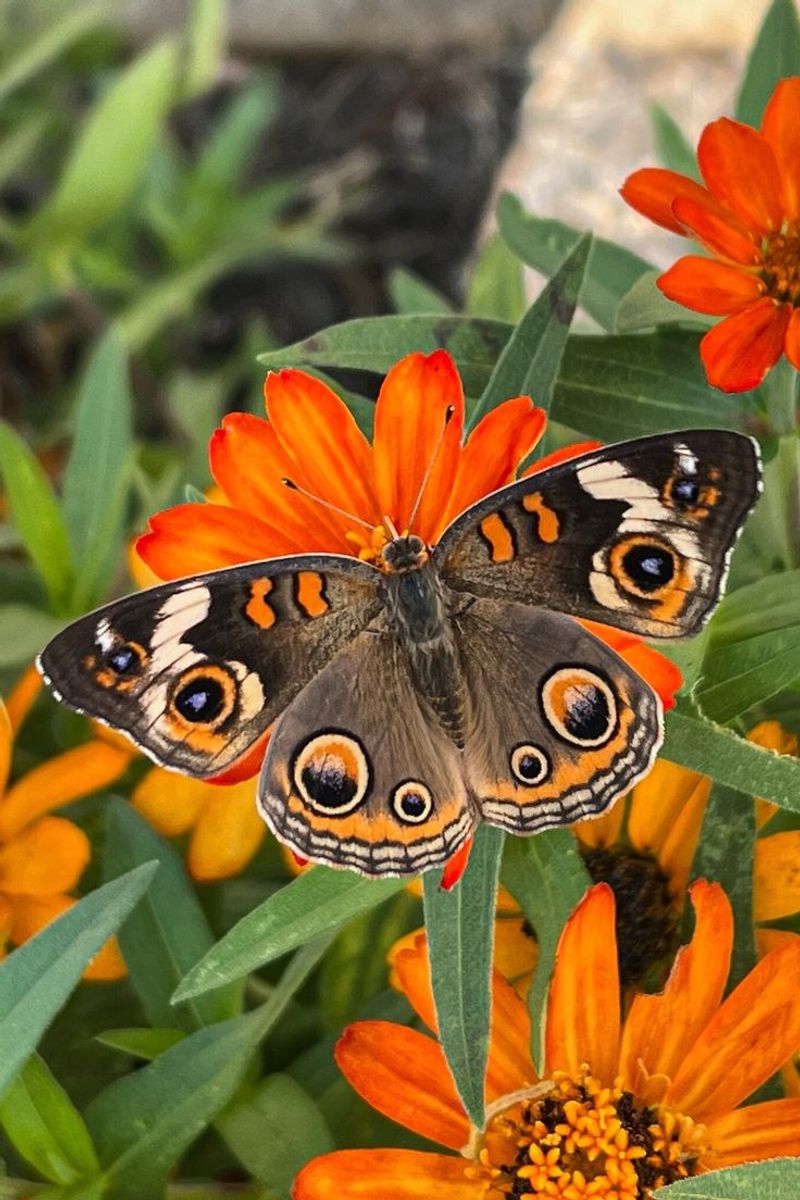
[766,357,799,437]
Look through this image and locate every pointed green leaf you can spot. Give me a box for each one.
[0,606,64,668]
[173,869,404,1001]
[615,269,712,333]
[736,0,800,126]
[183,0,228,100]
[217,1074,334,1199]
[95,1028,185,1060]
[62,329,133,608]
[388,267,453,314]
[695,625,800,724]
[710,568,800,644]
[0,3,107,104]
[497,192,652,331]
[469,233,591,430]
[663,708,800,811]
[654,1158,800,1197]
[0,865,157,1099]
[422,825,504,1128]
[104,802,241,1031]
[501,831,590,1073]
[648,102,700,179]
[0,1054,99,1185]
[466,233,526,323]
[0,421,74,613]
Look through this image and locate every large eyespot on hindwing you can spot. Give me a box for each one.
[391,780,434,825]
[167,662,238,730]
[293,731,372,817]
[540,666,618,748]
[509,744,551,787]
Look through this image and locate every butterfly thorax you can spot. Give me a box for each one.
[381,535,468,746]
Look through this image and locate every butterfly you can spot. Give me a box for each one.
[39,430,760,881]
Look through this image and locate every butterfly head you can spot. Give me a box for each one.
[381,533,429,573]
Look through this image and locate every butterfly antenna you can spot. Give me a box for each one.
[281,478,375,531]
[406,405,455,532]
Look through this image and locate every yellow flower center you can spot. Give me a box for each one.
[345,524,390,566]
[466,1069,706,1200]
[761,230,800,305]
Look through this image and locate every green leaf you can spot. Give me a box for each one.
[257,315,511,397]
[0,606,64,668]
[553,330,747,442]
[695,625,800,724]
[654,1158,800,1198]
[388,267,453,315]
[173,869,405,1001]
[497,192,652,331]
[117,251,235,349]
[190,80,277,197]
[663,708,800,811]
[0,1054,99,1185]
[62,329,133,608]
[690,785,756,990]
[736,0,800,126]
[183,0,228,100]
[0,865,156,1100]
[95,1028,185,1060]
[0,422,74,613]
[709,568,800,644]
[469,233,591,430]
[104,802,241,1031]
[465,234,526,322]
[217,1074,333,1199]
[87,942,328,1200]
[615,269,712,334]
[29,40,178,247]
[0,115,49,192]
[0,3,107,104]
[648,102,699,179]
[422,825,504,1128]
[501,831,590,1073]
[319,890,420,1027]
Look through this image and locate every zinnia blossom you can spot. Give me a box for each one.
[0,671,131,979]
[135,351,679,791]
[296,882,800,1200]
[621,77,800,391]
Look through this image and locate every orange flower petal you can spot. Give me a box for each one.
[571,801,625,850]
[761,76,800,220]
[545,884,620,1083]
[6,665,43,733]
[785,306,800,372]
[373,351,464,544]
[9,894,125,980]
[494,916,538,995]
[700,298,790,392]
[522,441,603,476]
[335,1021,470,1149]
[210,413,347,552]
[698,118,783,236]
[657,257,763,316]
[620,168,719,235]
[753,831,800,922]
[579,619,681,711]
[392,935,438,1031]
[704,1098,800,1169]
[137,503,295,581]
[132,767,208,837]
[667,935,800,1121]
[127,537,162,589]
[187,780,264,881]
[620,880,732,1091]
[439,397,546,530]
[671,197,760,266]
[0,740,132,840]
[627,759,709,897]
[294,1149,480,1200]
[0,817,89,896]
[0,700,11,799]
[265,369,378,538]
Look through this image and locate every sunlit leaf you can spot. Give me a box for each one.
[0,1053,99,1185]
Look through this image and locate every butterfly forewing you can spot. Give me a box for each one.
[435,431,761,639]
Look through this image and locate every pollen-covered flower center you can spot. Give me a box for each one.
[761,232,800,305]
[468,1070,705,1200]
[581,846,679,988]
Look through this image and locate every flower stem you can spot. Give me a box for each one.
[766,358,798,437]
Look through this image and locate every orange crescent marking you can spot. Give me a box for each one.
[479,513,515,562]
[522,491,560,542]
[296,571,329,618]
[246,578,276,629]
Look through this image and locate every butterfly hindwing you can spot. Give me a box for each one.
[258,626,477,877]
[436,431,760,638]
[38,555,382,778]
[455,599,663,833]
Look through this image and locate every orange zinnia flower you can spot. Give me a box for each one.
[0,671,132,980]
[296,882,800,1200]
[621,77,800,391]
[135,352,679,787]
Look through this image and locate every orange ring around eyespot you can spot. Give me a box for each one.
[293,732,371,816]
[166,662,238,732]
